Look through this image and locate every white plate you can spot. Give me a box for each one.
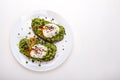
[10,10,73,71]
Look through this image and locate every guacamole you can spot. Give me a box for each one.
[19,37,57,62]
[32,18,65,43]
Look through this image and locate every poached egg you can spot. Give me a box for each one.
[30,44,47,58]
[42,24,59,38]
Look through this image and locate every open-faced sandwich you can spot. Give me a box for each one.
[19,37,57,62]
[32,18,65,43]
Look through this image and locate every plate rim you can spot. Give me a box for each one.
[9,10,73,72]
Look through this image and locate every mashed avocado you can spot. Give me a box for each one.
[32,18,65,43]
[19,37,57,62]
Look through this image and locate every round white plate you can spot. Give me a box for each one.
[10,10,73,71]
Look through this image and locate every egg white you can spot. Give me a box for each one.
[30,44,47,58]
[42,24,59,38]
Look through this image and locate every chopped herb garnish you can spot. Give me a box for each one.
[29,27,31,29]
[51,18,54,21]
[55,32,57,35]
[25,36,28,38]
[28,32,31,35]
[65,32,66,35]
[26,61,28,64]
[32,59,34,63]
[18,33,20,35]
[38,64,41,67]
[50,18,54,22]
[33,35,36,37]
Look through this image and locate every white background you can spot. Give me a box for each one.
[0,0,120,80]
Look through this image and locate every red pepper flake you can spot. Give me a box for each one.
[32,46,47,54]
[43,26,54,31]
